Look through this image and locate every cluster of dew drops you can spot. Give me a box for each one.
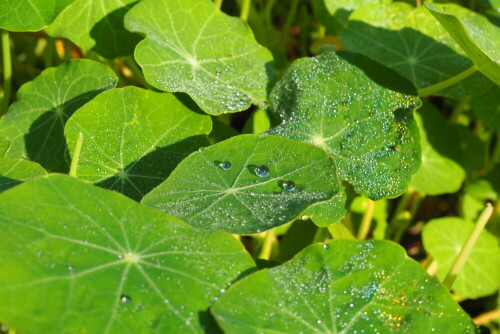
[217,161,296,191]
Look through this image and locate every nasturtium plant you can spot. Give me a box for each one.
[1,0,498,332]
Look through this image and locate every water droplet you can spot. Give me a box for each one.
[255,165,269,177]
[120,295,132,304]
[282,181,296,191]
[218,161,231,170]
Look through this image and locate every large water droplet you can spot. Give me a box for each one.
[282,181,296,191]
[120,295,132,304]
[218,161,231,170]
[255,165,269,177]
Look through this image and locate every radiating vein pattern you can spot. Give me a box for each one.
[124,0,276,114]
[142,134,340,234]
[267,52,421,200]
[0,174,254,333]
[212,240,476,333]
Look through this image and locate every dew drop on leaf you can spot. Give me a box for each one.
[218,161,231,170]
[120,295,132,304]
[255,165,269,177]
[282,181,296,191]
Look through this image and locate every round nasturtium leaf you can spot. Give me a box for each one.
[0,158,47,192]
[0,0,75,31]
[212,239,476,333]
[340,2,493,98]
[302,190,347,227]
[267,52,421,200]
[0,59,118,173]
[423,217,500,299]
[65,86,211,201]
[0,174,255,333]
[426,3,500,86]
[124,0,276,115]
[46,0,143,58]
[142,134,341,234]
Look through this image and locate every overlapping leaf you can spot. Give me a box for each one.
[0,158,46,192]
[0,0,75,31]
[124,0,276,115]
[267,52,421,200]
[0,59,118,172]
[323,0,390,27]
[340,2,493,98]
[423,217,500,298]
[427,3,500,85]
[46,0,143,58]
[0,174,255,333]
[65,86,211,201]
[142,134,341,234]
[212,240,476,333]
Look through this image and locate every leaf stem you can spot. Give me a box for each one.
[473,309,500,326]
[357,199,375,240]
[240,0,251,21]
[393,194,424,243]
[389,189,414,225]
[1,30,12,116]
[258,230,275,260]
[69,132,84,177]
[328,222,356,240]
[214,0,223,9]
[418,65,478,97]
[442,203,494,290]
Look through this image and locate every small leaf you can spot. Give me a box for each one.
[0,59,118,172]
[46,0,143,58]
[426,3,500,85]
[124,0,276,115]
[303,191,347,227]
[0,174,255,333]
[65,86,211,201]
[267,52,421,200]
[142,134,341,234]
[212,240,476,333]
[0,158,46,192]
[340,3,493,98]
[323,0,391,26]
[0,0,75,31]
[423,217,500,299]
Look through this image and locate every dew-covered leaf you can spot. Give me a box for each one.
[65,87,211,201]
[0,59,118,172]
[124,0,276,115]
[471,85,500,131]
[340,2,493,98]
[0,174,255,333]
[0,158,46,192]
[410,103,465,195]
[142,134,341,234]
[0,135,10,158]
[302,191,347,227]
[46,0,143,58]
[323,0,391,27]
[266,52,421,200]
[0,0,75,31]
[426,3,500,85]
[423,217,500,299]
[212,239,476,333]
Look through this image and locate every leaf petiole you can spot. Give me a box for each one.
[418,65,478,97]
[1,29,12,116]
[240,0,251,21]
[214,0,223,9]
[69,132,84,177]
[357,199,374,240]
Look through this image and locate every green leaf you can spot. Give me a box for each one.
[267,52,421,200]
[0,0,75,31]
[142,134,341,234]
[323,0,391,27]
[422,217,500,299]
[65,86,211,201]
[426,3,500,86]
[471,85,500,131]
[302,191,347,227]
[0,135,10,158]
[0,174,255,333]
[124,0,276,115]
[410,103,465,195]
[0,158,46,192]
[340,3,493,98]
[212,239,476,333]
[0,59,118,172]
[46,0,143,58]
[241,109,271,135]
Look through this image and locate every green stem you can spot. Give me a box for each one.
[327,222,356,240]
[357,199,375,240]
[1,30,12,115]
[418,65,478,97]
[69,132,84,177]
[281,0,299,47]
[264,0,277,27]
[258,230,275,260]
[214,0,223,9]
[389,189,413,226]
[124,57,151,89]
[393,194,424,243]
[43,37,55,68]
[240,0,251,21]
[443,203,494,290]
